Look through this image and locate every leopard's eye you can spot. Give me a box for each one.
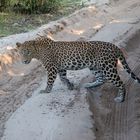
[27,50,31,55]
[22,49,31,55]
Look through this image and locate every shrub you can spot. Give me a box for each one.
[0,0,10,12]
[12,0,62,14]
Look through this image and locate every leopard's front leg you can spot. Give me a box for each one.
[40,66,57,93]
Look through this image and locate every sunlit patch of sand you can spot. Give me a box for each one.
[0,48,20,73]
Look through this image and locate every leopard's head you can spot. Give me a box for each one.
[16,40,36,64]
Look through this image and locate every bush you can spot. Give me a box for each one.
[38,0,61,14]
[12,0,62,14]
[0,0,10,12]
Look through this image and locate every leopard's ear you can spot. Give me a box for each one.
[16,42,22,48]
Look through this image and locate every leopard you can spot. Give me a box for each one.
[16,37,140,103]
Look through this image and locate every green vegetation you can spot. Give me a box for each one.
[0,0,86,37]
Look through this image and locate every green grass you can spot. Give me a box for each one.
[0,12,35,37]
[0,0,86,37]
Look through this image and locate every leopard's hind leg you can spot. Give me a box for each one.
[106,68,126,103]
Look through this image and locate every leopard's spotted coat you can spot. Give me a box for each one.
[16,37,140,103]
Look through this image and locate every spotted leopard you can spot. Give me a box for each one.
[16,37,140,103]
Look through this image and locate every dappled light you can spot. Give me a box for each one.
[0,54,13,65]
[109,19,132,24]
[110,19,122,24]
[37,33,54,41]
[70,29,84,35]
[7,69,25,77]
[46,34,54,40]
[88,6,97,12]
[0,48,20,73]
[93,23,103,30]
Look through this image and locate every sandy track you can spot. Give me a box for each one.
[0,0,140,139]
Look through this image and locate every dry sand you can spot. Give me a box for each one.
[0,0,140,139]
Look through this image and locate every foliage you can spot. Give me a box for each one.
[0,0,10,12]
[0,0,62,14]
[38,0,61,14]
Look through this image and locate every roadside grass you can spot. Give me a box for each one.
[0,0,86,37]
[0,12,34,37]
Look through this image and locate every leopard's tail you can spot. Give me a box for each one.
[117,47,140,83]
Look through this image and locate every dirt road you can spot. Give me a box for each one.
[0,0,140,139]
